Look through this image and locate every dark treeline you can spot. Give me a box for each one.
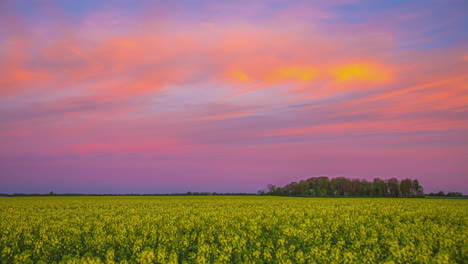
[426,191,464,197]
[259,176,426,198]
[1,181,465,198]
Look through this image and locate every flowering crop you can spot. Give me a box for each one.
[0,196,466,263]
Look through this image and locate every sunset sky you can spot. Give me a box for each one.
[1,0,467,194]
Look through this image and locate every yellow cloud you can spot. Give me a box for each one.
[332,63,392,83]
[230,71,250,82]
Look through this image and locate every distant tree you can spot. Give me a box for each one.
[316,188,327,197]
[297,180,309,195]
[350,179,361,196]
[331,177,352,196]
[267,184,276,194]
[447,192,463,197]
[400,179,413,198]
[274,187,284,195]
[427,191,454,197]
[307,176,331,196]
[387,178,400,198]
[266,176,425,198]
[372,178,388,197]
[283,182,298,195]
[361,180,373,196]
[413,180,424,198]
[308,189,316,197]
[344,177,353,196]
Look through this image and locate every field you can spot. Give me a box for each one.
[0,196,466,264]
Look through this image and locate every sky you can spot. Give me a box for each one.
[0,0,467,194]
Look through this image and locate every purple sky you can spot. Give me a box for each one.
[0,0,467,194]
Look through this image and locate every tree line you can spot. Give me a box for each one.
[427,191,464,197]
[258,176,425,198]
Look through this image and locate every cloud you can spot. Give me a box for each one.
[331,63,392,83]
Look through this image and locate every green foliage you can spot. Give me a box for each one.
[0,196,466,263]
[447,192,464,197]
[263,176,431,198]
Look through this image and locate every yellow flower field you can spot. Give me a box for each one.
[0,196,466,263]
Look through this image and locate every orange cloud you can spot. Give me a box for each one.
[267,66,317,82]
[227,66,317,85]
[331,63,392,83]
[230,70,250,82]
[0,68,52,96]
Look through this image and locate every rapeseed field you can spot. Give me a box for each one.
[0,196,466,263]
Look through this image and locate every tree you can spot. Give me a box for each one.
[387,178,400,198]
[296,180,309,195]
[350,179,361,196]
[413,180,424,198]
[267,184,276,194]
[447,192,463,197]
[360,180,372,196]
[372,178,388,197]
[283,182,298,195]
[400,179,413,198]
[274,187,284,195]
[309,176,331,196]
[308,189,316,197]
[331,177,351,196]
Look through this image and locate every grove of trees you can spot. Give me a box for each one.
[259,176,425,198]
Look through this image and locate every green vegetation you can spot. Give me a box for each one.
[1,196,466,263]
[260,177,426,197]
[427,191,465,198]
